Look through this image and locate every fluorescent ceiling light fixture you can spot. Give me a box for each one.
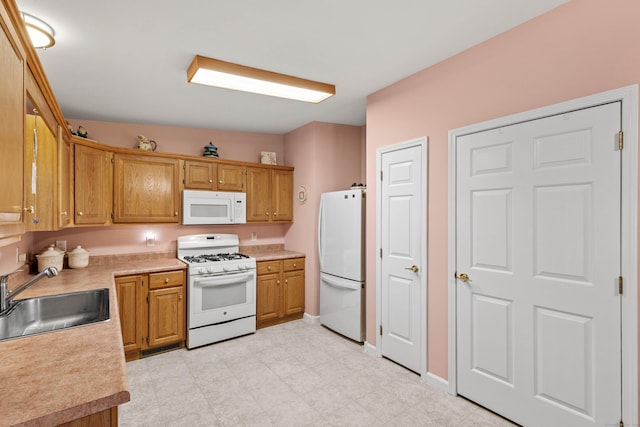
[187,55,335,103]
[21,12,55,49]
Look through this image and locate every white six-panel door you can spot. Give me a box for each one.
[378,139,426,374]
[455,102,621,426]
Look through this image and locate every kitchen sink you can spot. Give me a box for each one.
[0,288,110,341]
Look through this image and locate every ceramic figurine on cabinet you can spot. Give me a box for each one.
[203,142,219,158]
[136,135,157,151]
[66,121,76,135]
[77,125,88,138]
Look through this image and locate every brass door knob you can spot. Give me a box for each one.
[404,265,419,273]
[456,273,470,282]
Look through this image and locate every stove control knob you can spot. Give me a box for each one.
[223,266,231,272]
[208,266,215,273]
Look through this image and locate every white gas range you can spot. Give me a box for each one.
[177,234,256,349]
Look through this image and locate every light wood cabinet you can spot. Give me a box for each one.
[115,269,185,361]
[256,257,305,328]
[23,114,57,231]
[184,159,218,190]
[217,163,245,191]
[113,153,180,223]
[57,131,72,229]
[0,10,25,236]
[246,167,293,222]
[74,144,112,225]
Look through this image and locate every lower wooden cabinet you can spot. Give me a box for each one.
[256,257,305,329]
[115,269,185,361]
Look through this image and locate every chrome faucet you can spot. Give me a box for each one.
[0,266,59,313]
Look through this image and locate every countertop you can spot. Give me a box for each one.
[240,246,306,262]
[0,258,186,427]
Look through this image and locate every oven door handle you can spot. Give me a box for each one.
[193,272,255,287]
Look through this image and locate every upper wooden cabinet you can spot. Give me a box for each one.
[184,159,218,191]
[57,131,72,229]
[23,113,57,231]
[113,153,180,223]
[74,144,112,225]
[0,8,25,237]
[246,167,293,222]
[217,163,245,191]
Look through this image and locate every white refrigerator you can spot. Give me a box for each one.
[318,189,365,342]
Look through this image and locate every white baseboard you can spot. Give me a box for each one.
[303,313,320,324]
[363,341,379,357]
[423,371,448,392]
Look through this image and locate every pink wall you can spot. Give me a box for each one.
[366,0,640,381]
[284,122,364,316]
[66,119,285,165]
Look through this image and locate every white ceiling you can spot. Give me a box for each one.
[17,0,568,134]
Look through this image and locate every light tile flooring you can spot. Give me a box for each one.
[120,320,516,426]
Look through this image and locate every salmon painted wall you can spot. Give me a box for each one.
[284,122,364,316]
[366,0,640,383]
[66,118,285,164]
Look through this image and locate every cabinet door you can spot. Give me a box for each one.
[115,275,144,354]
[257,273,281,324]
[283,269,305,316]
[217,163,245,191]
[148,286,184,348]
[24,114,56,231]
[113,153,180,223]
[246,167,271,222]
[57,131,72,229]
[74,144,112,225]
[0,16,24,234]
[184,160,217,190]
[271,169,293,222]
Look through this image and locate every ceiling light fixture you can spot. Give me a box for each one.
[21,12,55,49]
[187,55,335,103]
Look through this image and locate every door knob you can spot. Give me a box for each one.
[404,265,419,273]
[456,273,470,282]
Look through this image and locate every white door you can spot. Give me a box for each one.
[379,139,426,374]
[456,102,621,426]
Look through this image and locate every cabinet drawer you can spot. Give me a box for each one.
[257,261,281,275]
[149,270,185,289]
[283,257,304,272]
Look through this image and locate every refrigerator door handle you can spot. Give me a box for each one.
[321,274,359,291]
[317,197,324,269]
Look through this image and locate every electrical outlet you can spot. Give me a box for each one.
[146,234,156,247]
[251,232,257,241]
[18,252,26,262]
[56,240,67,252]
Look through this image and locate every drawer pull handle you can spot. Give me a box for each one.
[165,278,170,283]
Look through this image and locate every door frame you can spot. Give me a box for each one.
[376,136,428,378]
[447,85,638,424]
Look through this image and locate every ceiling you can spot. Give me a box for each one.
[16,0,568,134]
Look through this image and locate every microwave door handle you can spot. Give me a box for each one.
[194,272,254,287]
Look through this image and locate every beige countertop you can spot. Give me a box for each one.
[240,245,306,262]
[0,258,186,427]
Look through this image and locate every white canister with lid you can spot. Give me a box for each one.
[36,245,64,272]
[68,246,90,269]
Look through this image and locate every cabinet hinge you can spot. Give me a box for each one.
[146,295,149,303]
[380,170,383,181]
[146,336,149,344]
[619,276,623,295]
[379,324,383,336]
[141,279,144,287]
[111,157,115,164]
[379,248,382,258]
[619,420,624,427]
[618,131,624,150]
[110,212,114,220]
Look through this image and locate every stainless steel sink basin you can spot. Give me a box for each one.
[0,288,110,341]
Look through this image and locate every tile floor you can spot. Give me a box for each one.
[120,320,516,426]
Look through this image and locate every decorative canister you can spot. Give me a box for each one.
[68,246,90,269]
[36,245,64,272]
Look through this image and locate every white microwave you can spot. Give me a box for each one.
[182,190,246,225]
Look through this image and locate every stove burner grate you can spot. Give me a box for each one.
[183,253,250,263]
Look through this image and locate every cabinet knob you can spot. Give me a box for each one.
[265,212,270,216]
[285,279,288,284]
[61,211,68,216]
[175,212,179,216]
[164,278,170,283]
[77,211,84,216]
[273,212,277,217]
[219,180,223,184]
[293,263,296,268]
[277,280,280,285]
[208,179,213,183]
[267,266,271,271]
[179,294,183,300]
